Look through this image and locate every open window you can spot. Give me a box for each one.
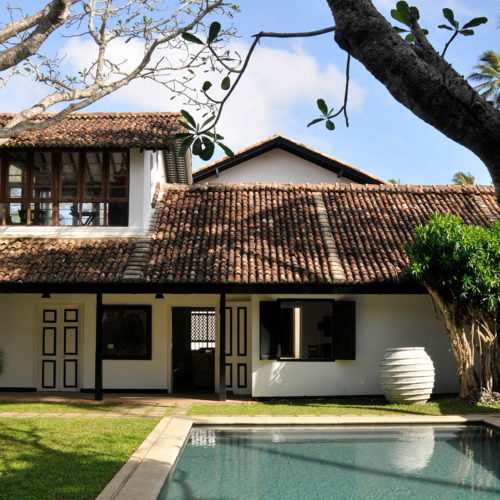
[260,300,355,361]
[102,305,152,359]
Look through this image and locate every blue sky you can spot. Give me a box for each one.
[1,0,498,184]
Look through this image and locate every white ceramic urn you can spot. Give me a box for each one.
[380,347,435,405]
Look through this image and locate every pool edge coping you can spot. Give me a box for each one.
[99,414,500,500]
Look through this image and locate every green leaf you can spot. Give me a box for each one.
[409,6,420,20]
[198,138,215,161]
[459,29,474,36]
[317,98,328,115]
[180,110,196,128]
[307,118,324,127]
[391,1,411,27]
[221,76,231,90]
[182,32,204,45]
[405,33,414,42]
[442,8,458,29]
[207,22,221,45]
[178,120,194,131]
[192,138,202,156]
[438,24,453,30]
[202,81,212,92]
[217,142,234,157]
[462,17,487,30]
[393,26,409,33]
[179,137,194,157]
[201,115,215,128]
[325,120,335,131]
[164,132,192,143]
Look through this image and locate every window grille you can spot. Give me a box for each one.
[190,309,215,350]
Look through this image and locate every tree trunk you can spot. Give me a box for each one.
[426,287,479,398]
[327,0,500,201]
[447,324,479,398]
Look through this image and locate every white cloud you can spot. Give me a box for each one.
[208,41,366,150]
[60,36,366,154]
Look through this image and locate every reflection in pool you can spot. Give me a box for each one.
[159,425,499,499]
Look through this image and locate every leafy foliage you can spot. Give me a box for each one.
[405,213,500,312]
[468,50,500,109]
[390,2,486,56]
[307,98,337,130]
[438,9,487,37]
[166,109,233,161]
[452,171,475,185]
[391,1,428,42]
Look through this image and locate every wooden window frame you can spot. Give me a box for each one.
[101,305,152,360]
[0,149,129,226]
[259,299,356,361]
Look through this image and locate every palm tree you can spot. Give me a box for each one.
[468,50,500,108]
[452,171,475,185]
[388,178,401,185]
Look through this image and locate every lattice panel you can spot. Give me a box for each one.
[190,310,215,349]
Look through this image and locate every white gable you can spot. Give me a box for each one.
[198,149,353,184]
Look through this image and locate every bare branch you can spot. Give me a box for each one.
[0,0,75,71]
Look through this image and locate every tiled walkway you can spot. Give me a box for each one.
[0,391,253,418]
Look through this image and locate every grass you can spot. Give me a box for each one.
[0,416,159,500]
[187,396,500,416]
[0,402,118,413]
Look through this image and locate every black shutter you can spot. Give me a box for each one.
[260,301,281,360]
[333,301,355,360]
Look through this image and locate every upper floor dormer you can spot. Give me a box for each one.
[0,112,189,237]
[192,135,388,185]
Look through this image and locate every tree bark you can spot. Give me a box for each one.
[327,0,500,201]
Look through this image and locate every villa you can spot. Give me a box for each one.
[0,111,498,399]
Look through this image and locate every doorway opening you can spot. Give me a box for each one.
[172,307,215,392]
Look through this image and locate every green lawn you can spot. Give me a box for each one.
[0,402,118,413]
[0,417,159,500]
[187,396,500,416]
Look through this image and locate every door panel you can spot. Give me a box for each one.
[224,303,251,395]
[40,305,80,391]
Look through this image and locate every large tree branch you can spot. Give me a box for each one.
[328,0,500,199]
[0,0,76,71]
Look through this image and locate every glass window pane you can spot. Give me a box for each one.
[59,202,80,226]
[61,152,79,199]
[109,152,128,199]
[82,202,104,226]
[84,152,103,198]
[107,202,128,226]
[6,202,27,225]
[280,301,333,360]
[33,152,52,199]
[8,152,27,199]
[30,202,52,225]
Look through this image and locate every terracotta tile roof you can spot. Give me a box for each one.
[0,184,497,287]
[144,183,499,285]
[0,238,136,283]
[192,134,389,185]
[0,112,180,149]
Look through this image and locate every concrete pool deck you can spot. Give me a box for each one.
[96,413,500,500]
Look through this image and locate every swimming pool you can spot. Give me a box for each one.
[159,425,499,499]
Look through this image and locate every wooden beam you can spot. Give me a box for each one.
[218,293,226,401]
[94,291,103,401]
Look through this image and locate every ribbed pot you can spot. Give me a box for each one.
[380,347,435,405]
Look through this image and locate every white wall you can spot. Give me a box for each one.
[251,294,459,397]
[0,292,459,396]
[0,294,38,387]
[199,149,352,184]
[0,293,219,392]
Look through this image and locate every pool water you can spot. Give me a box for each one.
[159,425,499,499]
